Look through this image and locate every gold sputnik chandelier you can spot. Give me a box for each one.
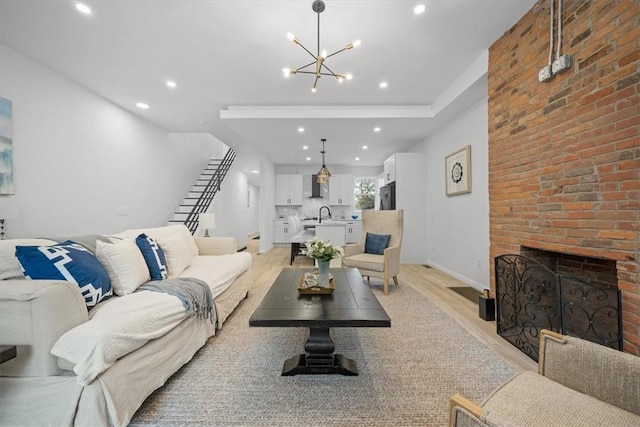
[282,0,360,93]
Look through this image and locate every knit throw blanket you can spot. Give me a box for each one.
[137,277,215,324]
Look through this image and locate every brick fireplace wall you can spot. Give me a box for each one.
[488,0,639,354]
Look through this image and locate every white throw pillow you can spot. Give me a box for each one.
[155,232,193,278]
[96,239,150,295]
[0,238,57,280]
[173,224,199,257]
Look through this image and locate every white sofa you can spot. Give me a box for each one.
[0,225,252,426]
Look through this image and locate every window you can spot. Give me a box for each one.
[354,177,376,211]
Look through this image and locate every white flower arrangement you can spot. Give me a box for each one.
[302,237,344,262]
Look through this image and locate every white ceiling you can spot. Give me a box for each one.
[0,0,536,174]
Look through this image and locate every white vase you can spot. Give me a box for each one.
[317,259,330,287]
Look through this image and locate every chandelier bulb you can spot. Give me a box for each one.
[347,40,362,50]
[283,68,291,77]
[311,87,317,93]
[287,32,300,45]
[321,49,327,59]
[345,73,353,80]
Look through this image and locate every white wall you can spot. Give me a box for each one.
[259,155,276,253]
[201,155,260,249]
[410,97,490,290]
[394,153,428,264]
[0,43,256,240]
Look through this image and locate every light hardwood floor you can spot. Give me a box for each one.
[245,241,537,372]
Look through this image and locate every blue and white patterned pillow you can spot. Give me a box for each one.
[15,240,112,307]
[135,233,168,280]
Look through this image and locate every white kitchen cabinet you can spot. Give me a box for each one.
[329,175,354,206]
[273,219,291,243]
[345,221,362,244]
[275,175,303,205]
[383,154,396,184]
[333,220,362,244]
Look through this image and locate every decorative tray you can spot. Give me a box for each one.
[297,272,334,294]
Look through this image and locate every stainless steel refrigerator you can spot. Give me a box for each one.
[379,182,396,210]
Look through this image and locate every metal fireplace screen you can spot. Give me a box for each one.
[495,254,622,361]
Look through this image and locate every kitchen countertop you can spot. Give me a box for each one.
[303,220,348,227]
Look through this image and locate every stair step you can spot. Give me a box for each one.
[176,205,194,213]
[172,212,194,220]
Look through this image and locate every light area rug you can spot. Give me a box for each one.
[129,275,516,426]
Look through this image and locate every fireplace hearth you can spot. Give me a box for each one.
[495,253,621,361]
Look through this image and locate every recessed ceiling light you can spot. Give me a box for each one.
[135,102,149,109]
[414,4,427,15]
[302,145,308,150]
[379,81,388,89]
[298,127,305,133]
[306,157,311,161]
[251,170,259,174]
[363,145,368,150]
[166,80,177,88]
[374,127,381,132]
[75,3,91,15]
[355,157,360,161]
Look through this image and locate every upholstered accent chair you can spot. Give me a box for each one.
[342,209,403,295]
[449,329,640,427]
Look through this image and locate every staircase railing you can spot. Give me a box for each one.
[174,148,236,234]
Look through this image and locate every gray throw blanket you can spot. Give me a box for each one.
[136,277,215,325]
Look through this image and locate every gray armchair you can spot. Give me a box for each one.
[342,209,403,295]
[450,329,640,426]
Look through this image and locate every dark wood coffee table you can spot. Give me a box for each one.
[249,267,391,376]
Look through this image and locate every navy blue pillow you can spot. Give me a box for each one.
[135,233,168,280]
[16,240,112,307]
[364,233,391,255]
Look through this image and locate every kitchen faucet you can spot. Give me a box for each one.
[319,206,331,223]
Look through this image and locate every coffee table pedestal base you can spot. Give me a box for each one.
[281,327,358,376]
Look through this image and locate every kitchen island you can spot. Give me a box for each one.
[303,220,347,247]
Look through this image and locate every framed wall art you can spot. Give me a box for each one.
[0,97,14,195]
[445,145,471,196]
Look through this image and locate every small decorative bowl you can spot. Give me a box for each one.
[351,214,359,219]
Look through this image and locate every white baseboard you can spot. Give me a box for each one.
[424,260,488,292]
